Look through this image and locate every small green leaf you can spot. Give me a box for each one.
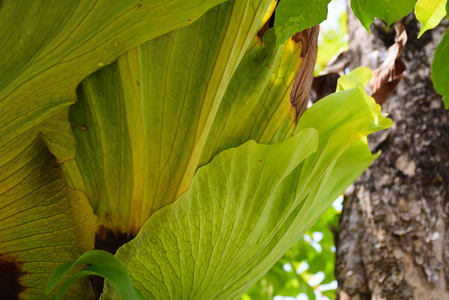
[337,66,373,92]
[351,0,375,32]
[47,250,144,300]
[274,0,332,46]
[415,0,447,38]
[431,28,449,108]
[358,0,415,26]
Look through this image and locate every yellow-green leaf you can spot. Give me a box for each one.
[64,0,274,234]
[0,0,225,168]
[416,0,448,37]
[0,138,97,299]
[336,66,373,92]
[199,28,304,166]
[102,88,391,300]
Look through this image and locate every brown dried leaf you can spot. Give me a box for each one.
[370,23,408,105]
[290,25,319,120]
[310,73,340,103]
[310,51,349,103]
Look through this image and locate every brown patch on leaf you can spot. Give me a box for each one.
[0,254,27,300]
[257,20,271,38]
[369,23,407,105]
[290,26,319,120]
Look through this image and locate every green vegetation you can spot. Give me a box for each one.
[0,0,447,299]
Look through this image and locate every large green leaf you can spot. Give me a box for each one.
[101,127,319,300]
[415,0,448,37]
[64,0,283,234]
[102,88,391,299]
[0,138,97,299]
[432,28,449,108]
[274,0,332,46]
[358,0,415,26]
[0,0,225,168]
[228,90,390,297]
[244,205,339,299]
[0,1,226,297]
[246,139,376,300]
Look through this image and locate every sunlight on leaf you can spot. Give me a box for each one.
[337,66,373,91]
[415,0,447,37]
[65,0,274,234]
[102,88,391,299]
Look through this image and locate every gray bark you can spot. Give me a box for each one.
[335,7,449,300]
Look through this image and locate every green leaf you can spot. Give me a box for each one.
[308,256,327,273]
[64,0,273,234]
[47,250,144,300]
[350,0,375,32]
[274,0,332,46]
[102,127,320,299]
[0,0,226,168]
[322,289,337,299]
[358,0,415,26]
[200,28,305,165]
[102,88,390,299]
[415,0,448,38]
[300,277,316,300]
[337,66,373,92]
[0,1,226,297]
[0,138,97,299]
[431,28,449,108]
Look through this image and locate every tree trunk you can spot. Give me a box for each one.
[335,6,449,300]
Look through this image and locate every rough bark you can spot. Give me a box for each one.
[335,7,449,300]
